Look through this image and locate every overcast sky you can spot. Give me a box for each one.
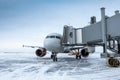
[0,0,120,52]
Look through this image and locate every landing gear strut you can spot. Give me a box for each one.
[76,48,81,60]
[51,52,57,62]
[76,54,81,59]
[51,52,54,59]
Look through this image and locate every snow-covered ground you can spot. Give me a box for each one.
[0,52,120,80]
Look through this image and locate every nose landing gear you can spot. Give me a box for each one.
[51,52,57,62]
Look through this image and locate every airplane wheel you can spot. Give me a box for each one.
[76,55,81,59]
[55,57,57,61]
[51,55,54,59]
[53,55,57,62]
[76,55,78,59]
[79,55,81,59]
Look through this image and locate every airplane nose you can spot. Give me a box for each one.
[44,39,61,52]
[44,39,54,46]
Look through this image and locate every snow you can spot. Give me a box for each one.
[0,52,120,80]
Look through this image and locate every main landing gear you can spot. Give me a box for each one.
[76,48,81,60]
[51,52,57,62]
[76,54,81,59]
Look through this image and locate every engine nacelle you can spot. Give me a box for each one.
[35,48,46,57]
[81,48,89,57]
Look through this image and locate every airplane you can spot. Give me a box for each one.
[23,33,89,62]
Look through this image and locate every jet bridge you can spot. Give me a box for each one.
[63,7,120,59]
[82,8,120,58]
[82,9,120,44]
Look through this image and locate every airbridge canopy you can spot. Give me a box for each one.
[107,14,120,38]
[82,13,120,44]
[63,13,120,45]
[62,25,82,45]
[82,22,102,44]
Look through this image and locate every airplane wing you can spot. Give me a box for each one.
[22,45,42,48]
[23,45,47,57]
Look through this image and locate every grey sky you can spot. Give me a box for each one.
[0,0,120,52]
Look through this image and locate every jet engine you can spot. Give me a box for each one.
[81,48,89,57]
[35,48,46,57]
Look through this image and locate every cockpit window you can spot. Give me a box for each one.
[46,35,61,39]
[46,36,50,38]
[56,36,61,39]
[50,36,55,38]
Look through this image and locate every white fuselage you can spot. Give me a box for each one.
[44,33,63,52]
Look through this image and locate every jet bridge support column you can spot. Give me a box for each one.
[117,39,120,54]
[101,7,108,58]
